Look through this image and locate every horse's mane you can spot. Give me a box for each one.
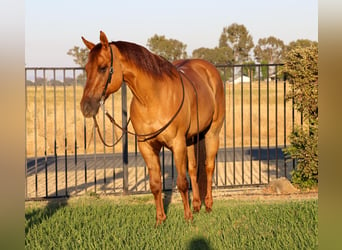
[112,41,177,79]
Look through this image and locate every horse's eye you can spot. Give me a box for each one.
[99,66,107,73]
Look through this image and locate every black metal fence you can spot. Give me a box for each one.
[25,64,300,200]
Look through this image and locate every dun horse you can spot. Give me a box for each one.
[80,31,225,225]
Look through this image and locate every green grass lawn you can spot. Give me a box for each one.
[25,195,317,249]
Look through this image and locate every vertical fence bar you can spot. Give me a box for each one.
[43,70,48,197]
[73,69,78,194]
[63,69,68,196]
[53,69,58,196]
[82,69,88,193]
[249,66,253,184]
[135,136,138,192]
[122,83,129,193]
[111,94,116,192]
[102,103,107,194]
[25,69,28,199]
[83,117,88,193]
[171,153,174,188]
[144,163,147,191]
[162,146,165,190]
[215,154,218,188]
[232,67,236,185]
[292,83,295,169]
[34,69,38,198]
[94,124,97,193]
[241,66,244,184]
[266,66,270,183]
[258,66,261,184]
[275,66,279,178]
[223,67,227,186]
[283,74,287,178]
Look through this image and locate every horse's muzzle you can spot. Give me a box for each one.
[80,96,100,118]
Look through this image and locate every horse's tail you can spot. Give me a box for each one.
[196,137,207,202]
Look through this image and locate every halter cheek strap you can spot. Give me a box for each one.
[99,44,114,107]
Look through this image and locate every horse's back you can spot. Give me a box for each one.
[173,59,223,96]
[174,59,225,119]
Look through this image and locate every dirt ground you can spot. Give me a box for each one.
[164,183,318,205]
[210,187,318,202]
[101,177,317,203]
[79,179,317,206]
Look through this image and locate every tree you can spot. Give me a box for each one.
[147,34,187,61]
[67,46,89,67]
[284,45,318,123]
[286,39,318,52]
[219,23,254,63]
[282,44,318,188]
[253,36,285,63]
[192,46,233,65]
[67,46,89,84]
[242,61,257,80]
[260,59,269,80]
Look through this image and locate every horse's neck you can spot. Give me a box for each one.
[121,63,163,107]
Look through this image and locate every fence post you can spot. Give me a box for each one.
[122,82,129,193]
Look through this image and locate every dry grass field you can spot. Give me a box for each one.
[25,81,301,158]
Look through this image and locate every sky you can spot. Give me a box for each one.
[25,0,318,67]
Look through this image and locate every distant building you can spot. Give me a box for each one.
[227,75,251,84]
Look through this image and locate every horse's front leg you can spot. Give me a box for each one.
[172,138,193,221]
[138,141,165,225]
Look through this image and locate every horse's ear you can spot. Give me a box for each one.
[81,36,95,50]
[100,31,109,49]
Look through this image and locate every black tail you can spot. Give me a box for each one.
[196,137,207,202]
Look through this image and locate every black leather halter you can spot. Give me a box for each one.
[99,44,114,106]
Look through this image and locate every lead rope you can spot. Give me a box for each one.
[92,115,125,147]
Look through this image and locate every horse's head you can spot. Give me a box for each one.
[80,31,123,118]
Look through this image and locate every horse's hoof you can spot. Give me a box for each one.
[193,206,201,213]
[193,200,201,213]
[205,197,213,212]
[155,219,165,227]
[184,212,193,222]
[155,214,166,227]
[193,208,200,213]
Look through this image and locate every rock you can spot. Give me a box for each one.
[264,177,299,194]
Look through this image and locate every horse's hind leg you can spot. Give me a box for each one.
[204,132,220,212]
[138,141,166,225]
[172,138,193,221]
[187,143,201,212]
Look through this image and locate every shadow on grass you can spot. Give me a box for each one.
[25,198,68,235]
[163,190,173,215]
[187,237,212,250]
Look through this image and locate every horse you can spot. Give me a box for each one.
[80,31,225,225]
